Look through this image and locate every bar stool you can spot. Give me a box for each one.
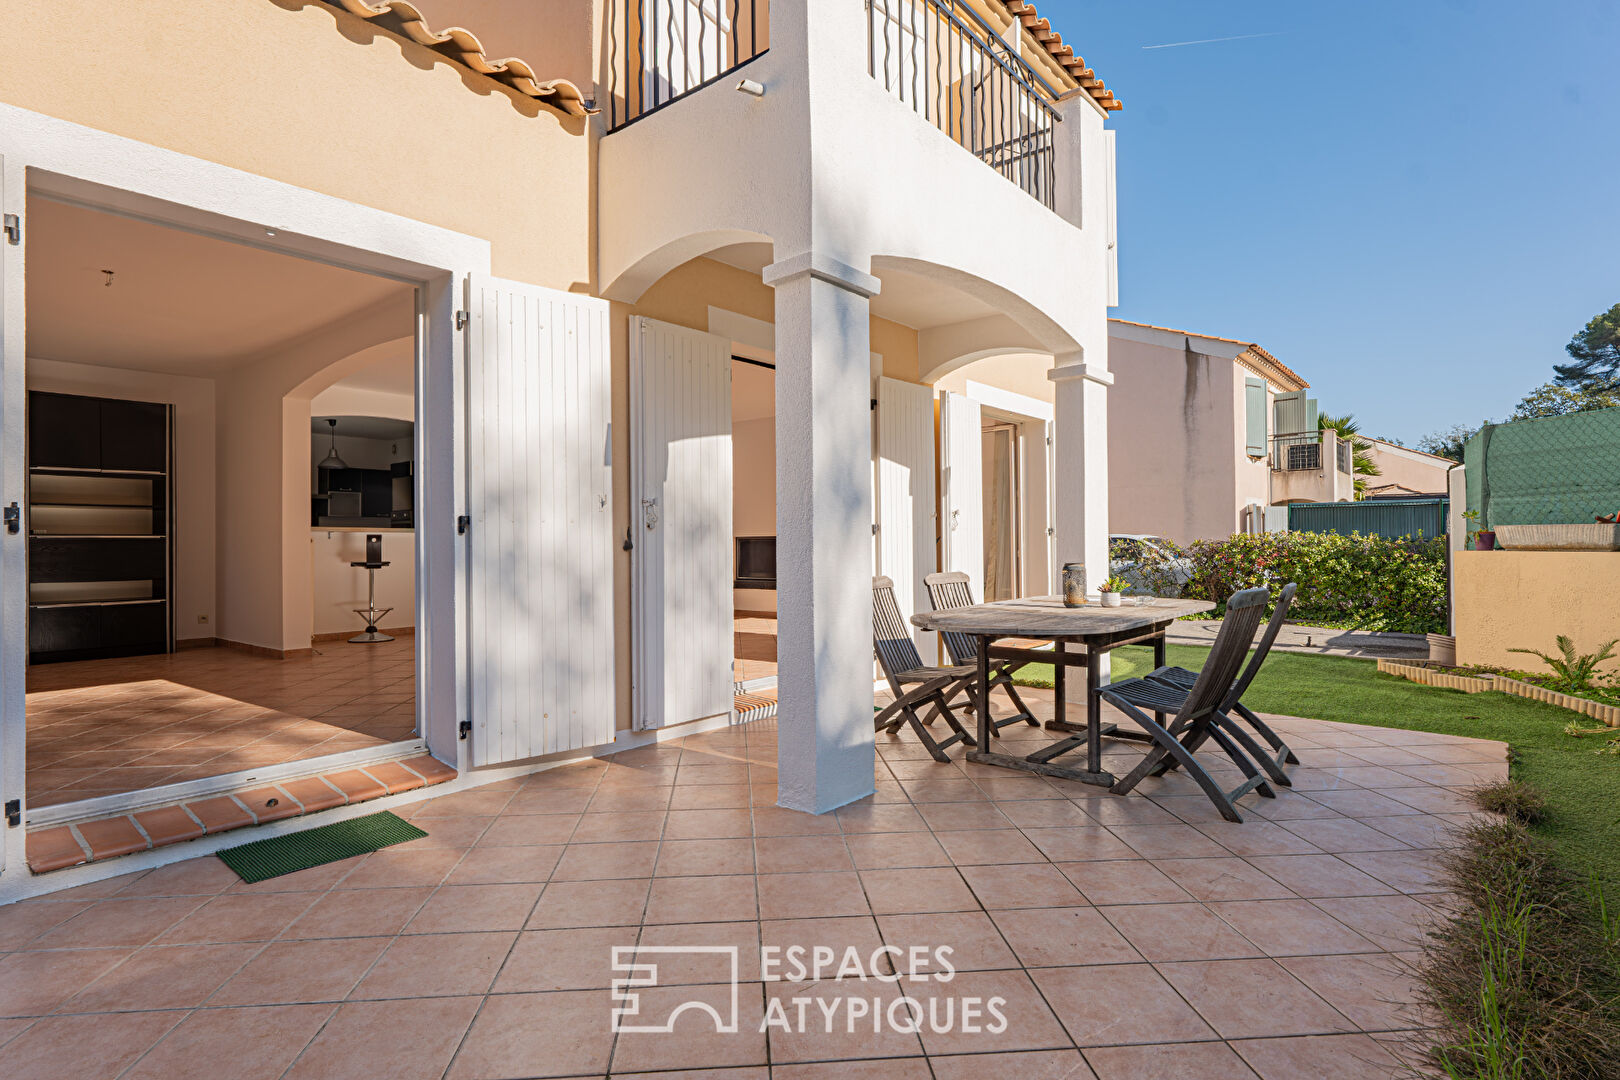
[350,533,394,644]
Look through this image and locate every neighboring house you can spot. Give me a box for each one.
[1362,438,1454,496]
[0,0,1122,897]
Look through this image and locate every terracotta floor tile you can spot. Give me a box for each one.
[763,978,924,1064]
[834,802,929,834]
[476,813,581,846]
[752,805,843,836]
[551,840,661,881]
[1157,958,1359,1039]
[636,921,763,985]
[236,786,302,824]
[279,776,346,814]
[1195,819,1325,857]
[495,926,642,992]
[445,844,563,885]
[134,805,206,847]
[1309,895,1443,952]
[843,831,951,870]
[567,810,665,843]
[0,898,92,949]
[754,835,854,874]
[77,816,149,860]
[332,848,461,890]
[916,801,1012,831]
[1083,1040,1255,1080]
[530,878,652,929]
[1279,952,1427,1031]
[1058,859,1193,906]
[1024,828,1139,862]
[353,931,515,999]
[211,937,390,1006]
[933,829,1046,866]
[878,911,1020,972]
[441,990,613,1079]
[653,837,755,876]
[995,799,1097,828]
[118,856,241,898]
[992,906,1141,968]
[24,826,88,872]
[758,871,871,920]
[120,1003,334,1080]
[1108,823,1233,860]
[281,886,431,938]
[0,948,132,1016]
[1244,855,1400,899]
[612,981,767,1071]
[1230,1032,1404,1080]
[644,874,759,925]
[361,760,427,796]
[930,1049,1095,1080]
[1032,963,1216,1047]
[1153,857,1297,902]
[1209,899,1384,958]
[1280,816,1416,853]
[405,883,543,933]
[662,808,753,839]
[286,996,479,1080]
[774,1060,930,1080]
[67,943,258,1011]
[1099,901,1264,963]
[860,868,978,915]
[1336,849,1447,894]
[953,862,1083,910]
[322,768,387,803]
[156,893,317,944]
[27,896,208,949]
[0,1009,183,1080]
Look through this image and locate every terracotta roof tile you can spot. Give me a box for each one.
[1001,0,1122,112]
[329,0,588,115]
[1110,318,1309,391]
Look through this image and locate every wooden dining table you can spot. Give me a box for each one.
[911,595,1215,787]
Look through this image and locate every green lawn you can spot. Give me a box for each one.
[1016,645,1620,880]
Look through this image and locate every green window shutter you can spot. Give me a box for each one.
[1244,377,1267,457]
[1273,389,1308,435]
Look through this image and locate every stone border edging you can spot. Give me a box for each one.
[1377,659,1620,727]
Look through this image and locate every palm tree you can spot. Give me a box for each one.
[1318,412,1381,498]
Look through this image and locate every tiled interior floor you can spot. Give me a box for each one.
[734,611,778,683]
[25,638,417,808]
[0,688,1503,1080]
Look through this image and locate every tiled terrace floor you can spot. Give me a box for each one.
[25,638,417,807]
[0,688,1503,1079]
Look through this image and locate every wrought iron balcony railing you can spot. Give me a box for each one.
[865,0,1061,208]
[606,0,770,131]
[1272,432,1353,474]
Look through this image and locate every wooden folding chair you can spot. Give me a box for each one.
[872,576,978,763]
[1099,587,1274,822]
[1143,582,1302,785]
[924,571,1041,735]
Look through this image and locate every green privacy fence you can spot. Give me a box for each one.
[1465,406,1620,528]
[1288,497,1448,539]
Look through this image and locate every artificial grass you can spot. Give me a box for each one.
[1015,644,1620,880]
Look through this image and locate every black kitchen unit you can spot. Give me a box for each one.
[27,390,174,663]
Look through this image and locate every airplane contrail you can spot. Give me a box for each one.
[1141,31,1287,50]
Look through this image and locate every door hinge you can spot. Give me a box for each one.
[622,525,634,552]
[4,799,19,827]
[458,720,472,740]
[3,502,18,535]
[2,214,18,245]
[455,310,470,331]
[457,514,470,535]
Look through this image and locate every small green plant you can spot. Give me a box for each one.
[1099,575,1130,594]
[1507,635,1619,694]
[1461,508,1486,544]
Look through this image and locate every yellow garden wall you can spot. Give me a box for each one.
[1455,551,1620,676]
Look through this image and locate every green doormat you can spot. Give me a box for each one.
[217,811,427,883]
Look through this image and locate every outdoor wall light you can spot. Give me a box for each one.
[736,78,766,98]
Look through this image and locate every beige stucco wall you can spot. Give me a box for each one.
[1366,440,1453,495]
[0,0,590,290]
[1454,551,1620,676]
[1104,333,1245,544]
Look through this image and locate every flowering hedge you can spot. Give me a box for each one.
[1159,531,1447,634]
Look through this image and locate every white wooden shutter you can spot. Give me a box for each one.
[630,317,733,731]
[465,275,614,765]
[876,377,937,657]
[939,391,984,587]
[0,154,19,875]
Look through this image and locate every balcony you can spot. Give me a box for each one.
[1272,430,1352,475]
[863,0,1062,208]
[604,0,771,130]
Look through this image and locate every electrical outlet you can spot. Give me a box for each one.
[198,615,209,624]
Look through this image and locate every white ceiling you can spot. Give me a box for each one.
[732,359,775,422]
[312,416,415,440]
[25,197,410,375]
[705,244,997,331]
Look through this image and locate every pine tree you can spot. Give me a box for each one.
[1552,303,1620,392]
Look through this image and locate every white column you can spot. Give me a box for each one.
[1049,356,1112,600]
[765,252,880,814]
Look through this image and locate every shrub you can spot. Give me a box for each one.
[1170,531,1447,634]
[1471,778,1549,825]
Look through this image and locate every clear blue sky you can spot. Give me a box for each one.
[1046,0,1620,446]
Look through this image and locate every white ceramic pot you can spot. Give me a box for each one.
[1100,592,1122,608]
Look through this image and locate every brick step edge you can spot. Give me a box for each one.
[1377,659,1620,727]
[25,754,457,874]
